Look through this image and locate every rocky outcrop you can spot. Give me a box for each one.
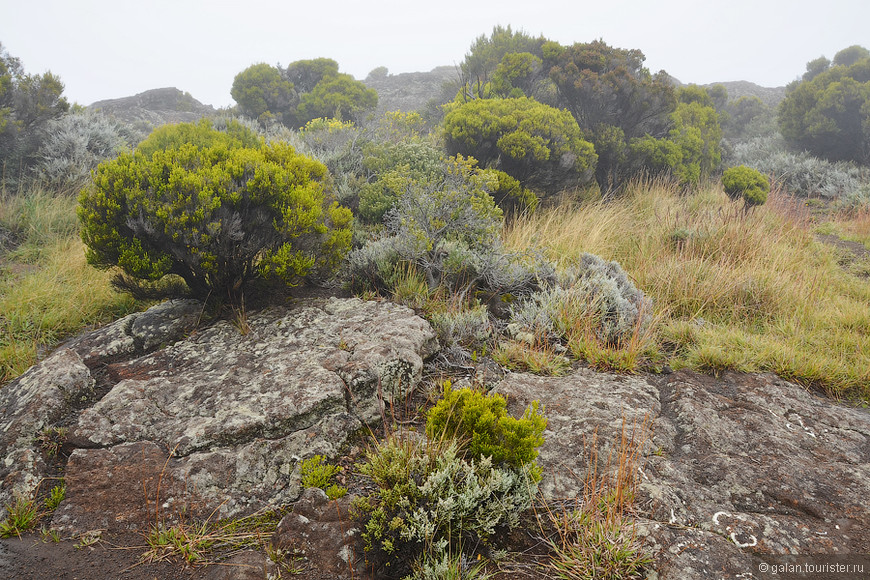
[0,297,437,536]
[89,87,215,129]
[363,66,457,114]
[495,369,870,579]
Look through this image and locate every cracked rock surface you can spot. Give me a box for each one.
[0,297,437,535]
[495,369,870,579]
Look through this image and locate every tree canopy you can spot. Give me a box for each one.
[230,63,296,126]
[779,46,870,165]
[443,96,597,196]
[230,59,377,129]
[0,42,69,184]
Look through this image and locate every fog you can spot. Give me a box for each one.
[1,0,867,107]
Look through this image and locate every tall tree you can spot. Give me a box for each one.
[544,39,676,190]
[0,42,69,184]
[458,26,546,101]
[230,59,377,129]
[779,47,870,165]
[230,63,296,125]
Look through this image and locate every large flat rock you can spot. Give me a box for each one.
[495,369,870,579]
[0,297,437,535]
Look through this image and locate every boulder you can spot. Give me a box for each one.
[0,297,437,538]
[495,368,870,579]
[271,487,360,579]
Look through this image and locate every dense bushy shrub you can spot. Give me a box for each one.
[347,156,503,290]
[36,110,128,193]
[511,253,653,347]
[78,121,352,300]
[357,139,443,223]
[722,165,770,208]
[443,96,597,196]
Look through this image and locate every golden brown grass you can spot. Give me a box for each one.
[505,179,870,399]
[1,188,138,384]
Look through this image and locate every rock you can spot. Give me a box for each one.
[362,66,456,115]
[26,297,435,534]
[198,550,276,580]
[495,368,661,499]
[89,87,216,126]
[271,487,360,579]
[0,349,93,500]
[495,368,870,579]
[63,298,202,367]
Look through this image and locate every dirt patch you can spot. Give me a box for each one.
[817,233,870,277]
[1,532,206,580]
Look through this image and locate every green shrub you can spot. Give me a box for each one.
[299,455,341,489]
[443,96,597,195]
[425,382,546,477]
[78,121,353,300]
[722,165,770,208]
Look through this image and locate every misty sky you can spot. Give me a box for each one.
[1,0,867,108]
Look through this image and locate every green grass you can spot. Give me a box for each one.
[1,187,139,384]
[505,179,870,400]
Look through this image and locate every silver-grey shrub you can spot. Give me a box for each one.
[511,252,653,347]
[730,133,870,206]
[37,110,128,193]
[429,304,493,349]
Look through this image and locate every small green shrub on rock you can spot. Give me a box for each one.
[722,165,770,208]
[354,384,546,578]
[426,382,546,479]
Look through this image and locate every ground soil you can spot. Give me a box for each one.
[1,532,204,580]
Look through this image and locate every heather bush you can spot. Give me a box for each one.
[426,382,546,477]
[79,121,352,301]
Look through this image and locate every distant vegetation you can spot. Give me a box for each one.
[231,58,377,129]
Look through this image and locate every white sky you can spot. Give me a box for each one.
[1,0,868,108]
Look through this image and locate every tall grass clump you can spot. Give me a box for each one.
[505,177,870,399]
[1,186,138,384]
